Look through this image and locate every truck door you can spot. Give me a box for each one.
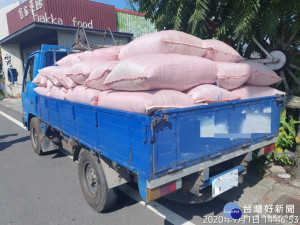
[22,55,37,127]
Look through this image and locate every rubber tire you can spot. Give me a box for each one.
[78,150,118,212]
[30,117,44,155]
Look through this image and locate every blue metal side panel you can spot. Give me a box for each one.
[37,95,153,178]
[39,96,49,123]
[74,106,98,148]
[130,119,152,176]
[153,121,177,173]
[36,95,283,180]
[57,101,76,136]
[47,99,60,129]
[97,111,131,165]
[96,111,152,177]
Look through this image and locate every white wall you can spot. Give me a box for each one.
[0,1,21,41]
[1,44,24,97]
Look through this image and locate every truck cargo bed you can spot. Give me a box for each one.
[36,94,283,180]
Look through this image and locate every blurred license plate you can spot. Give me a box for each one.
[212,169,238,197]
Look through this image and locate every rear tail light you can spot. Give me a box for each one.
[264,143,276,154]
[146,179,182,202]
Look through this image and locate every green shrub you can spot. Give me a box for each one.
[267,110,300,166]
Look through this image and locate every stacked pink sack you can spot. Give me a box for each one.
[33,46,122,105]
[33,30,284,115]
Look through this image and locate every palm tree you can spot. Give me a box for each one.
[129,0,300,93]
[124,0,138,12]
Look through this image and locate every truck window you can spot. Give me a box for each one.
[44,51,67,67]
[22,56,35,92]
[56,52,67,62]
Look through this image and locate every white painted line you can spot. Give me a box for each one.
[1,110,195,225]
[0,111,26,130]
[2,104,21,107]
[119,185,195,225]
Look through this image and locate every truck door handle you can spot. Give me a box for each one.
[30,100,33,105]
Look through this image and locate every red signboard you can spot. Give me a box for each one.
[7,0,117,34]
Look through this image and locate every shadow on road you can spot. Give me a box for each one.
[51,150,68,159]
[104,188,140,214]
[0,133,18,139]
[35,149,68,159]
[0,135,30,151]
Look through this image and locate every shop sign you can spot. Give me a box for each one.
[18,0,94,29]
[32,13,93,29]
[18,0,43,20]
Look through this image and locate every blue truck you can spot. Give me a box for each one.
[21,44,284,212]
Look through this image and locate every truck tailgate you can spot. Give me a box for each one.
[152,96,283,174]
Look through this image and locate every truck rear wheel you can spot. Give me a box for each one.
[78,149,118,212]
[30,117,44,155]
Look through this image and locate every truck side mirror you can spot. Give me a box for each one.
[7,68,18,84]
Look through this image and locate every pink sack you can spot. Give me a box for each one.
[98,90,194,115]
[118,30,207,60]
[67,60,106,85]
[45,66,76,89]
[46,80,54,89]
[202,39,243,63]
[66,73,88,85]
[231,85,285,100]
[194,102,208,106]
[216,62,255,90]
[34,87,51,97]
[32,73,47,87]
[244,61,282,86]
[78,51,92,60]
[39,66,60,86]
[65,86,100,106]
[91,46,123,61]
[56,53,80,66]
[84,61,119,90]
[186,84,240,103]
[104,54,217,91]
[50,86,68,100]
[38,66,55,77]
[44,74,60,86]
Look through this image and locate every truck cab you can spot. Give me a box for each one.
[22,45,69,129]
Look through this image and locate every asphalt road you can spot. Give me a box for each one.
[0,104,281,225]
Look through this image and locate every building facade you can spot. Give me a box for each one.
[0,0,156,97]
